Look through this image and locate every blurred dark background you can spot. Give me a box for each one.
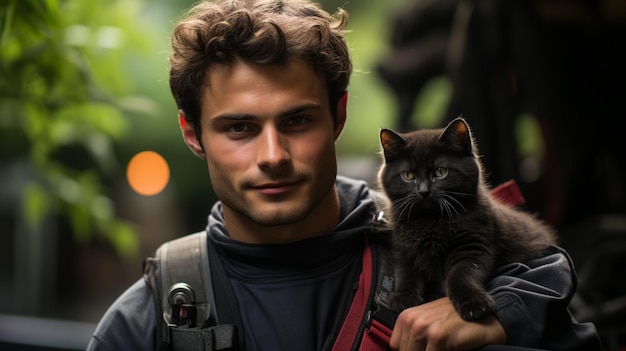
[1,0,624,349]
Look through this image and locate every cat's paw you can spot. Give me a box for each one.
[390,292,422,310]
[453,294,494,321]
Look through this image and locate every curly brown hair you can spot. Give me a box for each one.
[169,0,352,133]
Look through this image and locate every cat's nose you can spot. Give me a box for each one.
[417,182,430,198]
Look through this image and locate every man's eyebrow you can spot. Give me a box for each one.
[211,113,254,123]
[211,103,322,123]
[279,103,321,117]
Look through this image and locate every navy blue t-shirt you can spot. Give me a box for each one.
[211,230,362,350]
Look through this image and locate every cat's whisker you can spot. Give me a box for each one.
[405,202,416,227]
[392,198,409,217]
[440,198,460,222]
[443,194,467,214]
[392,196,415,224]
[446,190,473,198]
[438,199,453,221]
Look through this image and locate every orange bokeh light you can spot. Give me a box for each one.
[126,151,170,196]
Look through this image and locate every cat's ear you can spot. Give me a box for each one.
[380,128,406,158]
[440,117,473,156]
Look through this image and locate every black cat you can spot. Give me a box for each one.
[377,117,557,321]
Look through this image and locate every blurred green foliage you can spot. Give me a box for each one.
[0,0,161,259]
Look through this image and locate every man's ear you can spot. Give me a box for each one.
[179,110,206,158]
[334,93,348,140]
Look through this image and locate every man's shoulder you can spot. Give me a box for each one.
[89,279,156,350]
[102,279,154,322]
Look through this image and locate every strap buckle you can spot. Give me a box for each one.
[368,302,397,331]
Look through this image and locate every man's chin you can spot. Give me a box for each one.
[256,214,306,227]
[248,205,309,227]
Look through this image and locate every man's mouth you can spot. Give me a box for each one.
[252,181,301,196]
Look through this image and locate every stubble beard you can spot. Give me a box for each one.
[220,176,336,229]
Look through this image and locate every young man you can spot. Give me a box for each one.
[88,0,600,350]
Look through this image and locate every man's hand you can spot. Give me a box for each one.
[389,297,507,351]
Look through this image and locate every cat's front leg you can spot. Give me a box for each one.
[392,264,425,310]
[445,260,494,321]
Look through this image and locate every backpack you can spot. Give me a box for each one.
[143,194,397,351]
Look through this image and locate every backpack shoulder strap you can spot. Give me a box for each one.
[144,232,214,342]
[361,231,397,351]
[144,232,237,350]
[331,237,374,351]
[330,190,397,351]
[330,233,397,351]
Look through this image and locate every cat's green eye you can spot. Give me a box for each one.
[433,167,448,179]
[401,171,415,181]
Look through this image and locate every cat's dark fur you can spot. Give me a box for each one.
[377,117,557,321]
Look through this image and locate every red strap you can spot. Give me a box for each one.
[491,179,525,207]
[360,319,392,351]
[331,239,373,351]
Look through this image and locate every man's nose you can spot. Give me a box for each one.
[256,126,290,169]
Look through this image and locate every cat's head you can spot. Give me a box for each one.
[377,117,484,220]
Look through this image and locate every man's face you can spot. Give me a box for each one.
[182,59,346,242]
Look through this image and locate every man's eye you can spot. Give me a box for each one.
[226,123,250,134]
[283,116,309,128]
[401,171,415,181]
